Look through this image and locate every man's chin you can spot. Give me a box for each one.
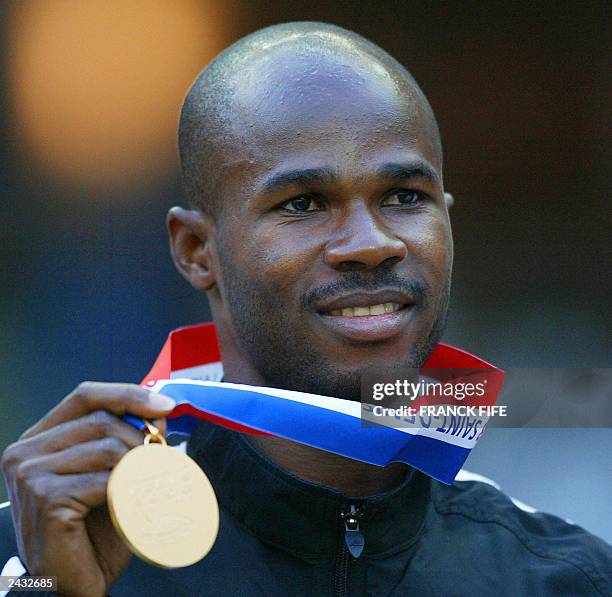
[269,345,435,402]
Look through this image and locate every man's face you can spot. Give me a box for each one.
[207,51,453,399]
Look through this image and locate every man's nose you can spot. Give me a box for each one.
[323,203,407,271]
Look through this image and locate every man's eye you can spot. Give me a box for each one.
[382,190,424,207]
[281,195,321,212]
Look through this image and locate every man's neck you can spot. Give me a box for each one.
[247,434,408,497]
[219,339,408,496]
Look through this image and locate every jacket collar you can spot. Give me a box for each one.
[187,419,431,564]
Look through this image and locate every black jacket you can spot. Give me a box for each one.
[2,420,611,596]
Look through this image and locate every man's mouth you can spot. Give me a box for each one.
[321,302,405,317]
[313,290,416,342]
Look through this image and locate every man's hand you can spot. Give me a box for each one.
[1,382,176,597]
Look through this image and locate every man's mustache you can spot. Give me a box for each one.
[301,272,429,310]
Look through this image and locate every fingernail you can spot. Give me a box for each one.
[150,393,176,410]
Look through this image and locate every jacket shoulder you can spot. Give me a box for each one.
[430,472,612,596]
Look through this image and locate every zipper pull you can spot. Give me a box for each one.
[342,504,364,558]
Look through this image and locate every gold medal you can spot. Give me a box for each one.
[107,420,219,568]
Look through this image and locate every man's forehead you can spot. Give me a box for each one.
[228,46,424,138]
[217,47,439,177]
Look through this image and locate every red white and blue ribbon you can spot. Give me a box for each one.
[125,323,504,484]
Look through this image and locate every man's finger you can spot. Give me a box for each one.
[8,411,145,464]
[45,471,113,511]
[21,383,175,440]
[16,437,132,477]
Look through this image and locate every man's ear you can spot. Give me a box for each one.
[444,192,454,209]
[167,206,216,291]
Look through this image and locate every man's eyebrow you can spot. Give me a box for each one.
[376,162,440,185]
[258,161,439,196]
[259,167,337,195]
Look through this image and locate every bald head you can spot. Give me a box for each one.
[178,21,442,218]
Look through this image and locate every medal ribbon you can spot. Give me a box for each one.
[125,323,504,484]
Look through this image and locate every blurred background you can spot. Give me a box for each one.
[0,2,610,541]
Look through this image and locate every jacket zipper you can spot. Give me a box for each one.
[333,504,364,596]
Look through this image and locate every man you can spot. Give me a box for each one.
[1,22,611,597]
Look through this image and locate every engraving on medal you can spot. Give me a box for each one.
[126,464,196,542]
